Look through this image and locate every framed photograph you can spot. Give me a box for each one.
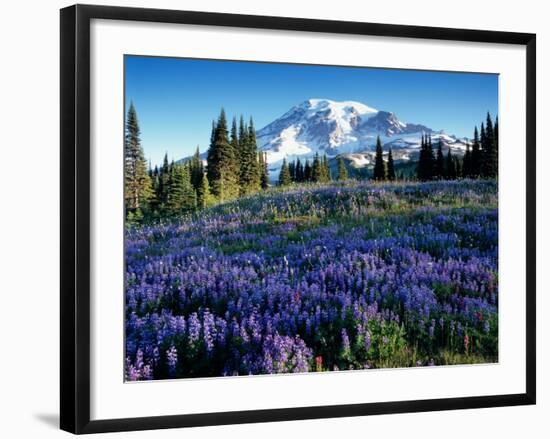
[60,4,536,434]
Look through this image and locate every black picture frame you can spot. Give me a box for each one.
[60,4,536,434]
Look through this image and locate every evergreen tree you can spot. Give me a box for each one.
[321,154,331,182]
[248,117,261,188]
[229,117,241,183]
[237,116,261,195]
[455,156,463,178]
[149,165,160,208]
[207,109,239,201]
[181,162,197,212]
[278,159,291,186]
[445,148,457,179]
[417,134,426,181]
[337,156,348,181]
[387,147,396,181]
[312,153,323,182]
[304,159,312,182]
[196,172,215,209]
[426,134,435,180]
[124,103,153,216]
[189,146,204,192]
[417,134,435,181]
[289,160,296,182]
[259,152,269,189]
[166,163,197,216]
[471,125,482,178]
[158,153,170,209]
[295,158,304,182]
[373,136,386,181]
[481,112,497,178]
[237,116,248,192]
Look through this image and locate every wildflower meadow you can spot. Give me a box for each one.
[125,179,498,380]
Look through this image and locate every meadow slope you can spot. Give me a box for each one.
[125,179,498,380]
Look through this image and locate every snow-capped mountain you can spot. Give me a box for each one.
[257,98,470,172]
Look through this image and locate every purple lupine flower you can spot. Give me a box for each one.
[341,329,350,352]
[187,313,201,344]
[166,346,177,377]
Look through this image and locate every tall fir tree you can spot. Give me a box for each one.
[321,154,331,182]
[455,156,463,178]
[189,146,204,192]
[229,117,241,184]
[259,152,269,189]
[471,125,482,178]
[207,109,239,201]
[124,103,153,216]
[295,158,304,182]
[417,134,426,181]
[427,134,435,180]
[387,147,396,181]
[304,159,312,182]
[373,136,386,181]
[445,149,457,179]
[166,163,195,215]
[278,158,291,186]
[158,153,171,206]
[196,172,215,209]
[337,156,348,181]
[481,112,497,178]
[289,161,296,181]
[417,134,434,181]
[312,153,323,182]
[248,117,261,189]
[237,116,261,195]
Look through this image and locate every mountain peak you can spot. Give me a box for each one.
[298,98,378,116]
[254,99,467,173]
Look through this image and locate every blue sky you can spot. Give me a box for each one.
[125,55,498,167]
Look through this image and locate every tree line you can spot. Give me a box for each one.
[418,112,497,181]
[277,153,336,185]
[371,112,498,182]
[125,101,499,223]
[124,104,270,223]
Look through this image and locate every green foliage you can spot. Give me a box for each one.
[445,148,457,179]
[237,116,261,195]
[196,172,215,209]
[387,148,396,181]
[124,103,154,216]
[294,158,304,182]
[259,151,270,189]
[189,146,204,192]
[471,125,482,177]
[373,136,386,181]
[124,101,498,228]
[311,153,323,182]
[207,109,239,201]
[481,112,497,178]
[417,133,435,181]
[337,156,348,181]
[304,159,312,182]
[166,163,196,215]
[278,158,292,186]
